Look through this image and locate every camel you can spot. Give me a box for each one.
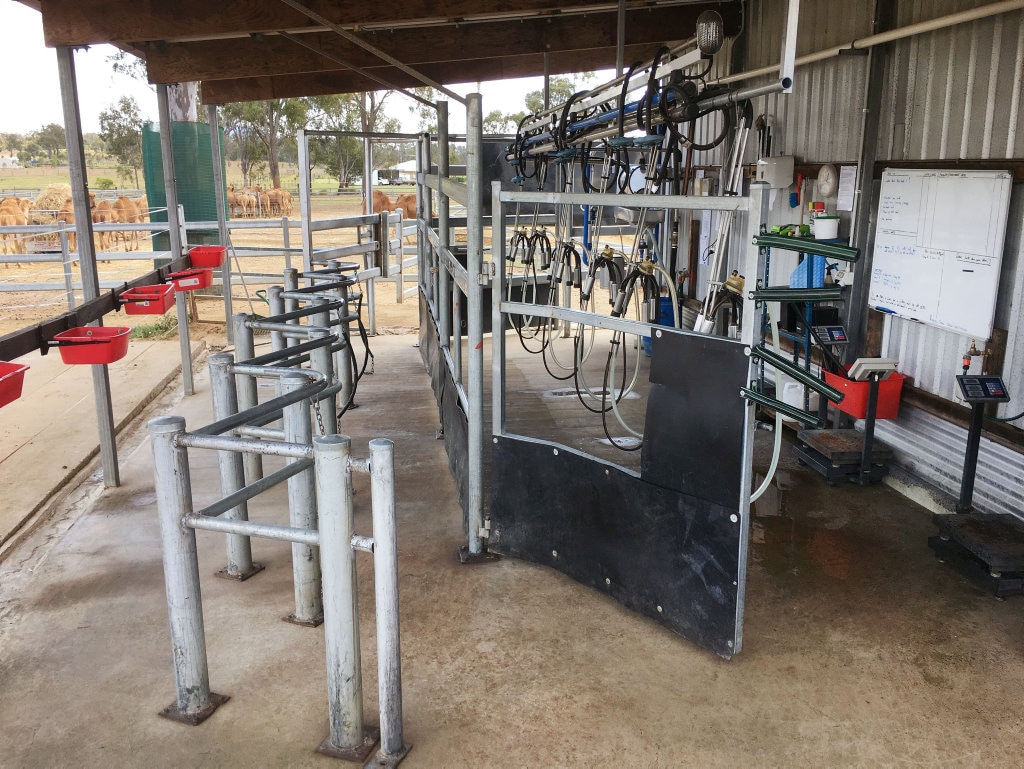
[366,190,394,214]
[0,198,27,258]
[113,196,140,251]
[56,197,76,252]
[91,199,118,253]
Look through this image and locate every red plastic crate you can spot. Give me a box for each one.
[189,245,226,268]
[0,361,29,408]
[824,368,905,420]
[53,326,131,365]
[120,283,175,315]
[168,268,213,292]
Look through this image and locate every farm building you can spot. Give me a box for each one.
[2,1,1024,767]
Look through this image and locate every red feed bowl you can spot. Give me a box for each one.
[53,327,131,365]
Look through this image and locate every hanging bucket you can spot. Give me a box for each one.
[188,245,226,268]
[168,268,213,292]
[52,327,131,365]
[120,283,176,315]
[0,362,29,408]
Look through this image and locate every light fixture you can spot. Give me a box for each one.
[696,10,724,56]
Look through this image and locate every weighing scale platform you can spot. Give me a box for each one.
[929,513,1024,597]
[794,428,891,485]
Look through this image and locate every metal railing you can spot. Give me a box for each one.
[150,299,407,764]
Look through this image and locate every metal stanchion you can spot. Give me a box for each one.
[282,373,323,626]
[232,313,265,484]
[208,352,263,581]
[368,438,411,766]
[314,434,379,761]
[150,416,228,724]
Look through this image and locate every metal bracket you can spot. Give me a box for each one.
[158,692,230,726]
[317,725,381,762]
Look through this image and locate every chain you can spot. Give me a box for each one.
[312,398,327,436]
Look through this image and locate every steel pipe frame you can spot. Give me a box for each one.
[314,434,379,761]
[368,438,410,764]
[490,178,770,654]
[154,416,407,756]
[209,353,263,581]
[150,416,226,724]
[55,46,120,487]
[232,314,265,483]
[283,373,324,626]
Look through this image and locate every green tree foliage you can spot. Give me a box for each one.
[306,91,400,191]
[32,123,67,164]
[0,133,24,156]
[220,99,308,188]
[483,110,516,135]
[99,96,145,188]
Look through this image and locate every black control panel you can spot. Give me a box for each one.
[812,325,849,345]
[956,375,1011,404]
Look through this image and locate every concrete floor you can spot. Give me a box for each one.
[2,333,1024,767]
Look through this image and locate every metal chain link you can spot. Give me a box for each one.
[312,398,327,436]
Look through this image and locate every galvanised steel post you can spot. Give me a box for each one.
[232,313,264,484]
[313,434,376,761]
[309,322,337,432]
[157,83,194,398]
[437,101,451,343]
[206,103,233,340]
[268,286,286,355]
[208,353,262,581]
[368,439,410,763]
[283,268,299,327]
[282,373,323,626]
[464,92,485,557]
[150,415,226,724]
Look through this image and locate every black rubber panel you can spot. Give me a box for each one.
[489,435,741,658]
[641,329,749,508]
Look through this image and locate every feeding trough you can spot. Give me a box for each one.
[120,283,176,315]
[168,268,213,292]
[188,245,226,269]
[52,327,131,365]
[0,362,29,408]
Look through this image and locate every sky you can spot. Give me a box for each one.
[1,2,598,138]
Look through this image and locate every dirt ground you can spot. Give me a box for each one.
[0,195,422,343]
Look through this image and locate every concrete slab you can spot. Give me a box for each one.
[0,338,205,554]
[1,333,1024,767]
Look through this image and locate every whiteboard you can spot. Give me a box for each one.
[868,169,1012,339]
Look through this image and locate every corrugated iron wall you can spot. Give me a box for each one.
[723,0,1024,515]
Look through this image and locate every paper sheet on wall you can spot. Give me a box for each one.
[837,165,857,211]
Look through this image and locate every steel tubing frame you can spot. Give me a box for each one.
[283,373,323,626]
[209,352,262,581]
[150,418,408,762]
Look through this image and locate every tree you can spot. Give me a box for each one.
[99,96,145,188]
[0,133,24,156]
[483,110,516,135]
[220,99,308,188]
[222,111,266,187]
[306,92,401,191]
[32,123,66,164]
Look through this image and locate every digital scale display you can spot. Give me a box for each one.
[956,375,1011,403]
[812,325,849,344]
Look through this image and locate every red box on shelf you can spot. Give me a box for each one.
[824,368,905,420]
[0,361,29,408]
[53,327,131,365]
[188,245,226,268]
[168,268,213,291]
[120,283,175,315]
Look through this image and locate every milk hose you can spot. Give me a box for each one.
[750,301,783,502]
